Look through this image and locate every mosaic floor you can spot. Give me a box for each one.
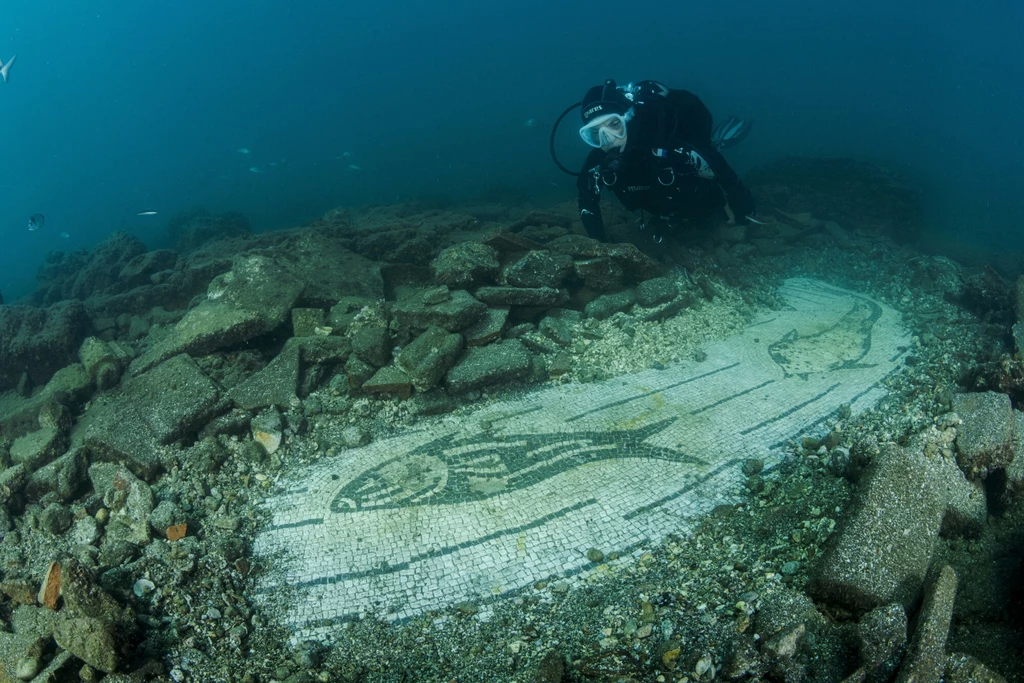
[254,278,911,640]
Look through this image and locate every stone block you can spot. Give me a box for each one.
[393,289,487,332]
[396,326,463,391]
[895,566,957,683]
[808,444,946,612]
[362,365,413,399]
[953,392,1014,479]
[446,340,533,394]
[473,286,568,308]
[465,308,509,347]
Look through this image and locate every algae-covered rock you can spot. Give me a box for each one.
[78,337,132,390]
[464,307,509,347]
[39,502,73,535]
[585,290,636,320]
[431,242,499,288]
[397,326,463,391]
[89,463,154,546]
[501,251,573,289]
[0,464,26,507]
[129,354,221,444]
[858,604,907,682]
[0,300,91,393]
[896,566,957,683]
[573,257,624,292]
[252,406,284,455]
[53,615,119,672]
[393,289,487,332]
[746,156,923,243]
[445,340,533,394]
[0,629,52,683]
[34,231,147,303]
[944,653,1009,683]
[351,323,393,368]
[131,255,304,374]
[538,315,575,347]
[229,344,300,411]
[24,448,88,502]
[291,308,326,337]
[1005,411,1024,503]
[634,293,695,323]
[362,365,413,399]
[10,425,67,472]
[473,286,569,308]
[0,364,92,442]
[118,249,179,288]
[257,231,384,305]
[952,391,1014,479]
[807,444,946,612]
[635,277,679,307]
[84,354,221,479]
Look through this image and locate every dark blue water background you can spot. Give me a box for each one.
[0,1,1020,299]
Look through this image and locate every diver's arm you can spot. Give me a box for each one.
[692,143,756,220]
[577,150,607,240]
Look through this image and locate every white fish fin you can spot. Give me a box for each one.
[0,55,16,84]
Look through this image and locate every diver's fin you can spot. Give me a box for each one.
[0,55,16,84]
[711,115,752,151]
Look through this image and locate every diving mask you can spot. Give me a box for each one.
[579,111,631,149]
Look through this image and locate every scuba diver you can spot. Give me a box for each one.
[551,79,756,242]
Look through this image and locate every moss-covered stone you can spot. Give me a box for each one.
[362,365,413,399]
[584,290,636,320]
[501,251,573,289]
[229,344,300,410]
[130,255,304,375]
[397,326,463,391]
[393,289,487,332]
[446,340,533,394]
[430,242,499,288]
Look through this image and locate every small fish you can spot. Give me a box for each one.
[59,231,69,239]
[524,118,538,127]
[348,164,362,171]
[0,55,16,84]
[342,151,352,158]
[249,166,262,173]
[27,213,45,231]
[237,147,251,154]
[136,211,158,216]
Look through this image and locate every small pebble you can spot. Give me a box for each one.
[455,601,478,616]
[341,426,370,448]
[741,458,763,476]
[15,657,39,680]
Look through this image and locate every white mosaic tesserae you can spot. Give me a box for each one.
[255,278,911,641]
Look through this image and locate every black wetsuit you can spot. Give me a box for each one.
[577,81,755,241]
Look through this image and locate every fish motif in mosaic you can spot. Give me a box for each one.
[328,418,705,512]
